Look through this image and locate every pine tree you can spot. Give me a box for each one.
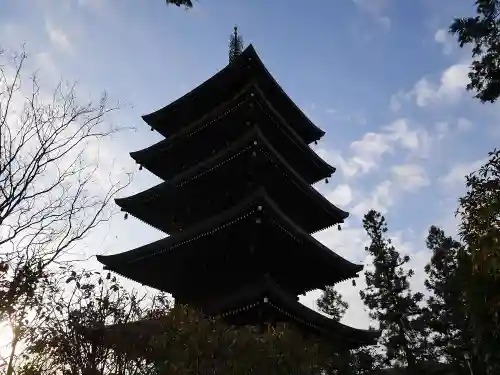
[317,287,381,375]
[360,210,424,373]
[317,286,348,321]
[423,226,477,372]
[229,26,244,63]
[349,347,383,375]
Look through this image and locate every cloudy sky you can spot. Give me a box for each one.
[1,0,499,331]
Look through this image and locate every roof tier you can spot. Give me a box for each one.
[117,128,347,235]
[80,277,379,357]
[142,45,324,144]
[132,86,333,184]
[99,190,362,300]
[203,276,379,348]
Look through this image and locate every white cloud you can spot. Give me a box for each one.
[315,148,360,178]
[440,158,487,187]
[413,62,469,107]
[351,180,394,217]
[384,118,433,158]
[318,119,432,180]
[392,61,470,110]
[45,20,73,54]
[434,28,455,55]
[326,184,354,207]
[314,223,368,262]
[349,131,393,173]
[389,91,403,112]
[391,164,430,192]
[346,163,429,220]
[434,118,471,140]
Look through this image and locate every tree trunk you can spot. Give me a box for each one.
[6,326,19,375]
[398,320,416,374]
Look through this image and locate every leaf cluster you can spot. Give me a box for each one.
[360,211,425,370]
[458,148,500,373]
[317,285,349,321]
[165,0,194,8]
[450,0,500,102]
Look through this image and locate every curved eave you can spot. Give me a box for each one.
[131,85,334,183]
[99,188,362,281]
[260,191,361,277]
[142,44,324,144]
[134,84,256,162]
[115,128,348,229]
[263,279,379,345]
[248,45,325,142]
[79,282,379,355]
[141,53,235,127]
[209,276,380,346]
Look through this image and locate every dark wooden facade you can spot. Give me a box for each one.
[96,44,379,349]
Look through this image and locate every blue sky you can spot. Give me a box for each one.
[1,0,499,330]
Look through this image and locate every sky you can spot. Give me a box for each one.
[1,0,499,333]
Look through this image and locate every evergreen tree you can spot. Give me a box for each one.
[360,210,424,373]
[459,149,500,374]
[317,286,348,321]
[317,286,381,375]
[423,226,478,374]
[349,347,383,375]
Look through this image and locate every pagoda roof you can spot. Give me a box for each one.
[116,128,347,234]
[142,45,325,144]
[206,275,380,348]
[79,276,379,357]
[99,189,363,297]
[131,85,334,184]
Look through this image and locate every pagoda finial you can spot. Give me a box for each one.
[229,25,244,64]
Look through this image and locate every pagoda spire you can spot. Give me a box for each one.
[229,25,244,63]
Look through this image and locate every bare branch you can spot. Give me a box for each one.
[0,48,133,371]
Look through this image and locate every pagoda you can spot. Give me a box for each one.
[94,29,379,350]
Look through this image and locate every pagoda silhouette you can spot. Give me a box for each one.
[95,29,379,349]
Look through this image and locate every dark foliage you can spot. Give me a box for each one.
[317,286,349,321]
[422,227,481,374]
[165,0,194,7]
[360,211,425,372]
[458,148,500,374]
[450,0,500,102]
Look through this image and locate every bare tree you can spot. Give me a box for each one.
[17,269,161,375]
[0,48,131,374]
[0,47,130,286]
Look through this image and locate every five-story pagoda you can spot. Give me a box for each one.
[93,29,379,350]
